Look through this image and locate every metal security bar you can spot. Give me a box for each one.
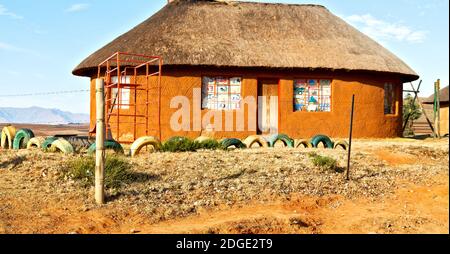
[95,52,163,144]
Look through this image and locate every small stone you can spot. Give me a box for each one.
[130,229,140,234]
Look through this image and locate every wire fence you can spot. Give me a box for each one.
[0,89,90,97]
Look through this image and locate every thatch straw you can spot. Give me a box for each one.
[423,86,449,104]
[73,0,418,81]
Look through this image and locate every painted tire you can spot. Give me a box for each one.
[310,134,334,149]
[49,138,75,154]
[1,126,16,149]
[13,129,35,150]
[194,136,215,143]
[88,140,124,155]
[130,136,161,157]
[66,136,94,149]
[26,137,46,150]
[221,138,246,150]
[295,139,312,149]
[267,134,294,148]
[242,135,269,148]
[333,140,349,150]
[42,137,58,150]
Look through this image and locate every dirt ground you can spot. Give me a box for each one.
[0,126,448,234]
[0,123,89,137]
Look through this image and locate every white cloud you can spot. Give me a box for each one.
[0,4,23,19]
[6,70,20,76]
[345,14,427,44]
[0,41,23,51]
[65,3,90,13]
[0,41,41,57]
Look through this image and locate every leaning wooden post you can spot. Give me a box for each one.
[346,95,355,181]
[95,78,106,205]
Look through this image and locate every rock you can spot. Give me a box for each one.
[130,229,140,234]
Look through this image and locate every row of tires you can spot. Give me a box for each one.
[2,125,348,157]
[218,134,348,150]
[1,126,123,155]
[128,134,348,157]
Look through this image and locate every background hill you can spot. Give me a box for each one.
[0,107,89,124]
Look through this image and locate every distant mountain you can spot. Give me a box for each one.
[0,107,89,125]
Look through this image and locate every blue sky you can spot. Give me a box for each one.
[0,0,448,114]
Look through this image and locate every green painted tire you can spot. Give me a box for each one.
[42,137,58,150]
[87,140,124,155]
[13,129,35,150]
[267,134,294,148]
[310,134,334,149]
[221,138,246,150]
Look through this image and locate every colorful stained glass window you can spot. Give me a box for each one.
[294,79,331,112]
[202,77,242,110]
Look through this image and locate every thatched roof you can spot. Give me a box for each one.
[73,0,418,81]
[423,86,449,104]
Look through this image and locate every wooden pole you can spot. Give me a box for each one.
[412,81,435,135]
[346,94,355,181]
[433,81,437,137]
[436,79,441,138]
[402,81,422,133]
[95,78,106,205]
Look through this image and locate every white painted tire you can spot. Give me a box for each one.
[49,138,74,154]
[130,136,161,157]
[242,135,269,148]
[194,136,215,143]
[1,126,16,149]
[333,140,349,150]
[295,139,312,149]
[26,137,46,150]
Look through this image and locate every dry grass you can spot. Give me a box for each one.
[0,138,448,233]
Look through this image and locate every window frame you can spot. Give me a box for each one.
[384,82,398,116]
[201,76,243,111]
[110,75,131,110]
[293,78,333,113]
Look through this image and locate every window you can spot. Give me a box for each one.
[293,79,331,112]
[111,76,131,110]
[384,83,396,115]
[202,76,242,110]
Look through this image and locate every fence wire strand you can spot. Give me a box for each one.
[0,90,90,97]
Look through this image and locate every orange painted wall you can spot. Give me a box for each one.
[89,68,404,142]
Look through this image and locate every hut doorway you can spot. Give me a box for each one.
[257,79,279,134]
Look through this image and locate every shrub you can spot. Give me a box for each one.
[63,155,133,189]
[160,137,221,152]
[403,93,422,136]
[160,137,198,152]
[195,139,221,150]
[309,154,338,171]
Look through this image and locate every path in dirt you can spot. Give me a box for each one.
[1,174,446,234]
[124,175,449,234]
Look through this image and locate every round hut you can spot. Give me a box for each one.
[73,0,419,143]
